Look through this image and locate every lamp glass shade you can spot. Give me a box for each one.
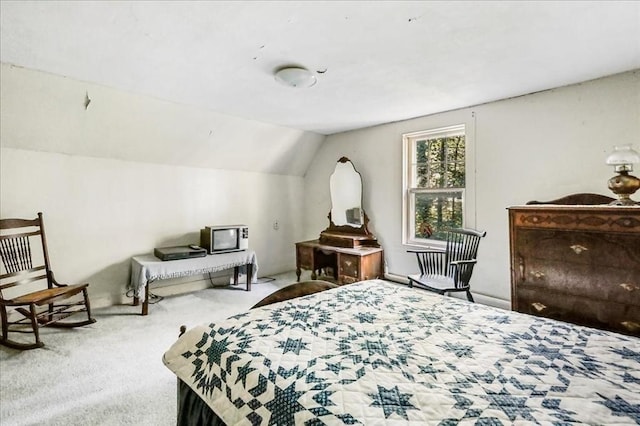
[274,67,317,88]
[605,144,640,165]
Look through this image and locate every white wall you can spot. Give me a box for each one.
[0,63,325,307]
[3,64,637,308]
[303,70,640,305]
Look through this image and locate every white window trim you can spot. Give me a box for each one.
[402,116,476,249]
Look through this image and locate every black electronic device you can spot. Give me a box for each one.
[154,245,207,261]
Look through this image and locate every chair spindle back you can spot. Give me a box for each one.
[0,214,52,293]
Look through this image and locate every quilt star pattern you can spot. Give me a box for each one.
[163,280,640,425]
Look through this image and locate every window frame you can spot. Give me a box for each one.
[402,122,474,249]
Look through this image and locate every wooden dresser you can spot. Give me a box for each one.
[295,240,383,285]
[508,204,640,336]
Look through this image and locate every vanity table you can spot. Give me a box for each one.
[296,240,383,284]
[295,157,384,285]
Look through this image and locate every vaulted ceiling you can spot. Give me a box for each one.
[1,1,639,135]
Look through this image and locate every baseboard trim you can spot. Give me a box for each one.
[384,272,510,310]
[383,272,410,284]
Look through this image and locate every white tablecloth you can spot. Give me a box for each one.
[129,250,258,298]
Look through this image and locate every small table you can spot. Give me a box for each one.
[129,250,258,315]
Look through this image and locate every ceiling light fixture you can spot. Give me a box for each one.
[274,67,317,88]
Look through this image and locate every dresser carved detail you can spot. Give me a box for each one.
[508,203,640,336]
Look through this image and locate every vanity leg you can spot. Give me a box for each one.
[311,270,317,280]
[296,267,301,282]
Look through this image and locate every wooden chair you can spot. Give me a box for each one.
[407,228,486,302]
[0,212,96,349]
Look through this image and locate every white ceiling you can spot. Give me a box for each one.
[1,1,639,135]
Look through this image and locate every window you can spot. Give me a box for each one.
[403,124,467,245]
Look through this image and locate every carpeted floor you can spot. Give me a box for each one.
[0,271,298,426]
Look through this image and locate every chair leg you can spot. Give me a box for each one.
[0,305,9,343]
[47,302,54,323]
[30,304,44,348]
[83,288,96,324]
[466,291,474,303]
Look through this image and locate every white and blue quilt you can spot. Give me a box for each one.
[163,279,640,425]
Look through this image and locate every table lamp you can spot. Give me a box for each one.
[605,144,640,205]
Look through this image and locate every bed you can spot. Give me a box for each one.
[163,279,640,425]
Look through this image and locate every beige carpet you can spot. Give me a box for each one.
[0,271,298,426]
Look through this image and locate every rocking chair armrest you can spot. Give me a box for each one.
[49,272,69,288]
[51,273,89,289]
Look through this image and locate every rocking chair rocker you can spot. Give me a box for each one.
[0,212,96,349]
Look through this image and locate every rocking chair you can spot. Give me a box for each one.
[0,212,96,349]
[407,228,486,302]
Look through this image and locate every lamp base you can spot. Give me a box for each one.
[608,172,640,206]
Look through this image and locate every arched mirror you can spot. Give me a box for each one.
[330,158,364,227]
[320,157,378,248]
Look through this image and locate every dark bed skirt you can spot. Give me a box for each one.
[177,379,226,426]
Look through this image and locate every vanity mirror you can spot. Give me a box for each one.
[330,158,364,227]
[320,157,379,248]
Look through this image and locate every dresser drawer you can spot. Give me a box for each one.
[339,254,360,280]
[515,258,640,305]
[516,287,640,336]
[511,209,640,233]
[515,229,640,270]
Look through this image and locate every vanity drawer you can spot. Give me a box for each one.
[296,245,314,269]
[296,240,383,285]
[339,254,360,281]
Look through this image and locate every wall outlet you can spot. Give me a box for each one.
[273,221,279,230]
